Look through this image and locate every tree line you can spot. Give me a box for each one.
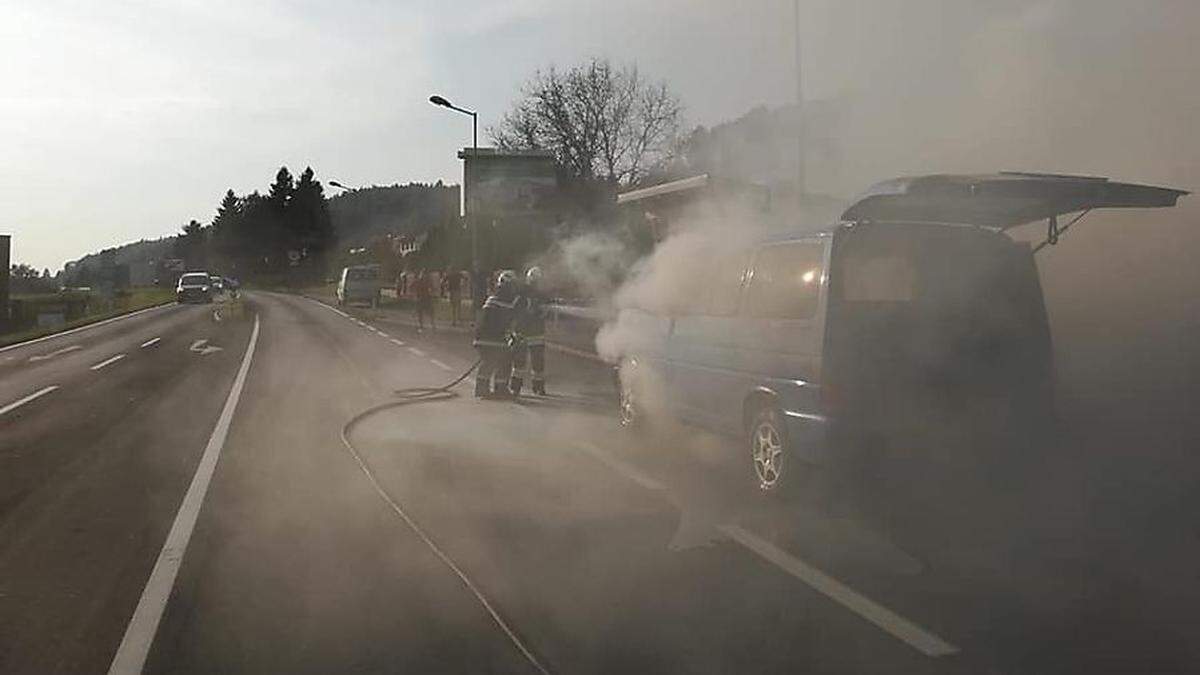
[176,166,336,283]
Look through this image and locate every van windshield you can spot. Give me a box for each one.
[347,268,379,281]
[179,274,210,287]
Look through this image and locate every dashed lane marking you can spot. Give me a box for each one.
[0,302,176,354]
[407,347,426,357]
[89,354,127,371]
[28,345,83,362]
[390,338,406,347]
[429,358,453,371]
[108,315,260,675]
[0,386,60,417]
[140,337,161,348]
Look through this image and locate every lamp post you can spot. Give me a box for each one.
[429,94,481,313]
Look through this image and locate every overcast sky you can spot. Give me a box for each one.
[3,0,1197,271]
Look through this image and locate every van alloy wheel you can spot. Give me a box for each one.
[751,411,786,490]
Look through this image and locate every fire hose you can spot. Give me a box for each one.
[337,354,552,675]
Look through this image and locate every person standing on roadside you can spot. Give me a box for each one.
[444,267,463,326]
[414,269,436,331]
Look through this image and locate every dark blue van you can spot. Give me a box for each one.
[615,173,1186,494]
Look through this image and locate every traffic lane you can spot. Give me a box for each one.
[551,408,1200,672]
[146,292,539,673]
[322,295,1196,673]
[0,299,255,675]
[0,301,182,373]
[346,393,963,674]
[295,298,958,671]
[0,300,239,518]
[337,294,1200,671]
[0,302,203,406]
[531,403,1199,673]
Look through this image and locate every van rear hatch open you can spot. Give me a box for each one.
[841,172,1187,229]
[825,224,1053,433]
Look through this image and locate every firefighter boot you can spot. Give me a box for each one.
[532,378,546,396]
[509,376,524,397]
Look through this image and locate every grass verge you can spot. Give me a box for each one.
[1,287,176,348]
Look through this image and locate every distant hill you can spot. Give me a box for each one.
[62,236,177,286]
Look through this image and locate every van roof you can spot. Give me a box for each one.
[841,172,1187,228]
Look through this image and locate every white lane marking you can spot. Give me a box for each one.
[28,345,82,362]
[378,331,390,338]
[0,302,176,354]
[572,436,959,659]
[108,315,260,675]
[429,358,453,372]
[140,337,161,349]
[390,338,406,347]
[189,339,222,355]
[0,386,60,417]
[720,525,959,657]
[309,298,351,318]
[407,347,426,357]
[89,354,127,371]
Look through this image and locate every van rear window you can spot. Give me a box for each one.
[744,242,824,319]
[841,255,915,302]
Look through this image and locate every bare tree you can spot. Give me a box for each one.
[490,58,682,186]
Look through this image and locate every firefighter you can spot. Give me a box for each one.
[509,266,549,396]
[473,270,518,398]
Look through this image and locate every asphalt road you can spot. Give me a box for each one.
[2,291,1196,674]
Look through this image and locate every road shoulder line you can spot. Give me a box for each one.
[107,314,261,675]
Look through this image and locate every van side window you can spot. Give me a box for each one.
[745,242,824,319]
[708,252,749,316]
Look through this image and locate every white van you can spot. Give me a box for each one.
[337,265,382,307]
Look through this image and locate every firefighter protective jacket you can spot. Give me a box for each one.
[473,285,518,348]
[513,285,548,346]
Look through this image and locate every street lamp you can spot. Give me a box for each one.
[429,94,480,312]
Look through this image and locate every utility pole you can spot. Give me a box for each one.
[794,0,806,200]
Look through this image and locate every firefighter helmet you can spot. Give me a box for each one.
[525,266,544,286]
[497,269,517,288]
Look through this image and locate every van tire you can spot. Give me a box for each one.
[748,407,793,496]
